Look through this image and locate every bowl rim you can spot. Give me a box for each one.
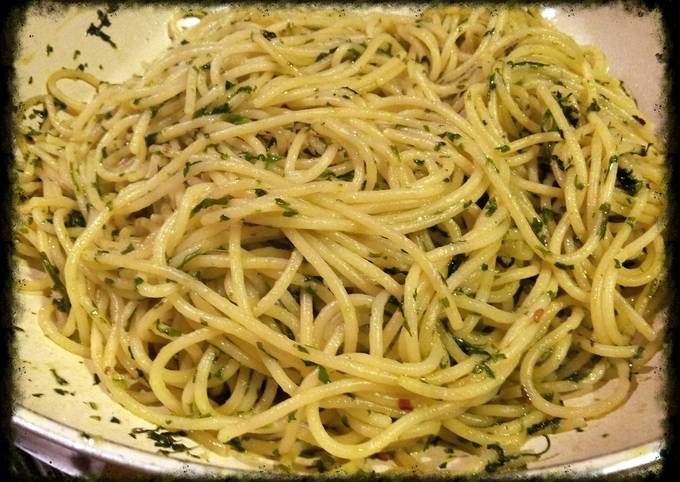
[12,405,663,477]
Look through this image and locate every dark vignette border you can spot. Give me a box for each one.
[0,0,677,481]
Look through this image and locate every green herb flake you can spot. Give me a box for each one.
[191,196,232,215]
[222,113,250,125]
[616,168,643,196]
[552,91,580,127]
[488,71,497,91]
[440,131,461,141]
[485,197,497,216]
[193,103,230,118]
[598,203,611,239]
[50,368,69,386]
[39,252,71,313]
[86,9,118,49]
[447,253,468,277]
[262,30,277,40]
[316,47,338,62]
[453,336,505,362]
[243,151,282,167]
[275,198,299,217]
[587,99,601,112]
[64,210,86,228]
[473,362,495,378]
[156,320,182,337]
[527,418,561,435]
[297,345,310,354]
[54,388,75,396]
[317,366,331,384]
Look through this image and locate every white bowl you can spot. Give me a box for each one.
[12,4,665,477]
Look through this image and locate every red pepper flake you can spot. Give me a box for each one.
[533,309,544,322]
[398,398,413,411]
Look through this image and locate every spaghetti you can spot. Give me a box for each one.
[14,5,666,474]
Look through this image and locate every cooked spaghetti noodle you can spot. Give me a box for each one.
[14,5,666,474]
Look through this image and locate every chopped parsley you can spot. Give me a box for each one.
[243,152,282,167]
[598,203,611,239]
[316,47,338,62]
[453,336,505,361]
[616,168,643,196]
[236,85,254,94]
[488,70,497,91]
[54,388,75,396]
[552,91,580,127]
[587,99,601,112]
[439,131,461,141]
[473,362,495,378]
[222,113,250,125]
[86,9,118,49]
[50,368,69,386]
[193,103,230,118]
[64,210,86,227]
[156,320,182,337]
[447,254,468,277]
[275,198,299,217]
[39,252,71,313]
[317,366,331,384]
[527,418,561,435]
[191,196,232,215]
[129,427,192,453]
[485,197,497,216]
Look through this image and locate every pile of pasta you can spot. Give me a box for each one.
[15,5,666,474]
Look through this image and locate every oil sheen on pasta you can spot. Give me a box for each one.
[15,5,666,475]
